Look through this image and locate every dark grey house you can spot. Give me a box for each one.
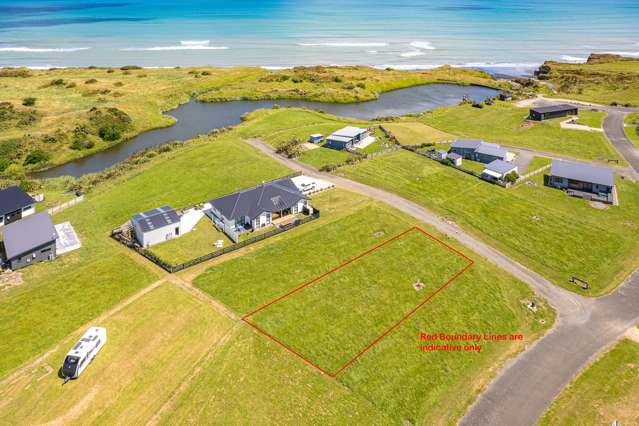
[529,104,578,121]
[325,126,371,150]
[547,160,616,203]
[0,186,36,227]
[1,212,58,270]
[450,140,511,164]
[207,178,308,241]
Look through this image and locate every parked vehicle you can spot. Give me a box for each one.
[61,326,107,382]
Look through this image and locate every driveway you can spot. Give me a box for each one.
[244,138,639,426]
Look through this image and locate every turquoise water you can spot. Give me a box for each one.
[1,0,638,74]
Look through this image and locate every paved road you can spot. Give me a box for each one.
[244,138,639,425]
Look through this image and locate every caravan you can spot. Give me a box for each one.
[61,327,107,381]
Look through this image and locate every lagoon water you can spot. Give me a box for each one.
[34,83,498,178]
[1,1,639,75]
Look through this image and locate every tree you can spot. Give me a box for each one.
[24,149,50,166]
[22,97,36,106]
[504,171,519,184]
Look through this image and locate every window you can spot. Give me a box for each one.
[41,247,51,254]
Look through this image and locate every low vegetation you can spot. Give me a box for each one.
[537,54,639,106]
[625,113,639,147]
[575,109,606,128]
[540,338,639,425]
[338,150,639,295]
[383,121,454,145]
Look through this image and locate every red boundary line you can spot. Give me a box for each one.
[242,226,474,377]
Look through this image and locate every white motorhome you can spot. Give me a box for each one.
[61,326,107,381]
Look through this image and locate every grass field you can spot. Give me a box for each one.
[625,113,639,147]
[0,132,290,378]
[540,339,639,425]
[576,110,606,128]
[421,103,624,164]
[383,121,454,145]
[148,219,233,265]
[337,150,639,295]
[0,283,234,425]
[192,189,553,424]
[0,65,500,171]
[247,228,472,374]
[522,156,553,175]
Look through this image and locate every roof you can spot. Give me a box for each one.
[530,104,577,114]
[132,206,180,233]
[0,186,35,216]
[310,133,323,138]
[475,142,508,159]
[327,135,353,143]
[330,126,367,139]
[436,149,447,155]
[210,178,306,222]
[67,327,106,358]
[1,212,58,260]
[550,160,615,187]
[451,139,483,150]
[447,152,462,160]
[484,159,517,175]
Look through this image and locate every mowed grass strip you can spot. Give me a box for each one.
[338,150,639,294]
[194,190,553,424]
[540,339,639,426]
[421,102,624,164]
[383,121,454,145]
[248,229,471,373]
[0,283,234,425]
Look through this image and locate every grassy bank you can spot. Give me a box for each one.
[0,65,500,173]
[337,149,639,295]
[540,338,639,425]
[192,189,553,424]
[625,113,639,147]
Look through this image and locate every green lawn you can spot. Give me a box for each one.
[625,113,639,147]
[0,283,233,425]
[148,219,233,265]
[338,150,639,295]
[540,339,639,425]
[421,103,624,165]
[523,156,553,174]
[193,189,553,424]
[460,159,486,174]
[383,121,454,145]
[0,132,290,378]
[298,145,355,169]
[576,110,606,128]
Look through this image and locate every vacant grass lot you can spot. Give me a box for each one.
[338,150,639,295]
[148,218,233,265]
[193,189,553,424]
[576,110,606,128]
[523,156,553,174]
[540,339,639,425]
[248,228,471,373]
[384,121,454,145]
[0,283,234,425]
[421,103,624,164]
[0,133,290,378]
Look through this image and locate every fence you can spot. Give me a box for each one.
[112,208,321,273]
[48,195,85,215]
[517,164,551,182]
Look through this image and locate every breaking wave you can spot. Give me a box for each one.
[0,46,90,53]
[298,42,389,47]
[121,40,228,51]
[409,41,436,50]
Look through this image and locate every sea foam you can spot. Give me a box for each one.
[409,41,436,50]
[559,55,587,63]
[121,40,228,51]
[0,47,90,53]
[400,51,426,58]
[298,42,388,47]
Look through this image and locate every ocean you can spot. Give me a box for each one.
[1,0,638,75]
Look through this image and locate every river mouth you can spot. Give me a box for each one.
[34,83,498,179]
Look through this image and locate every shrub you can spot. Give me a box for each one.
[332,76,343,83]
[137,74,147,78]
[50,79,65,86]
[114,81,124,87]
[66,82,77,88]
[356,82,366,89]
[120,65,142,70]
[85,78,98,84]
[22,97,37,106]
[0,68,31,78]
[89,107,132,141]
[0,139,21,159]
[24,150,50,166]
[275,138,304,158]
[0,158,11,172]
[70,139,95,150]
[106,69,115,74]
[201,71,211,76]
[504,171,519,184]
[98,125,123,141]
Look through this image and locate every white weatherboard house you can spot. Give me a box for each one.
[482,160,518,182]
[0,186,36,226]
[326,126,372,150]
[131,206,182,248]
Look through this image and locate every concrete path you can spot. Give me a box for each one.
[244,138,639,426]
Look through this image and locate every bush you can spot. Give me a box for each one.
[70,139,95,150]
[85,78,98,84]
[0,139,21,159]
[114,81,124,87]
[50,79,65,86]
[275,138,304,158]
[120,65,142,70]
[504,171,519,184]
[24,150,50,166]
[88,107,132,141]
[0,158,11,172]
[106,69,115,74]
[22,97,36,106]
[0,68,32,78]
[98,125,123,141]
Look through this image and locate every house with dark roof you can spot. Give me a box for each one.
[207,178,307,241]
[450,140,513,164]
[131,206,181,248]
[1,212,58,270]
[482,160,518,182]
[529,104,578,121]
[326,126,372,150]
[0,186,36,227]
[547,160,616,204]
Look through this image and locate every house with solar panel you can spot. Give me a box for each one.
[131,206,182,248]
[206,177,308,242]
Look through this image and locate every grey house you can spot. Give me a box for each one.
[208,178,307,241]
[529,104,578,121]
[482,160,518,182]
[0,186,36,226]
[132,206,181,248]
[450,140,511,164]
[547,160,616,203]
[1,212,58,270]
[326,126,371,150]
